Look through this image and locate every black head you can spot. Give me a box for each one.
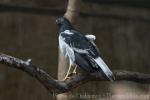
[56,17,75,33]
[56,17,71,26]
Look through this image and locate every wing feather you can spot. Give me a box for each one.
[94,57,114,81]
[60,30,99,58]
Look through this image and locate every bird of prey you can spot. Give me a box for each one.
[56,17,114,81]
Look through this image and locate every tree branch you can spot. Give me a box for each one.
[0,53,150,94]
[57,0,82,99]
[64,0,82,24]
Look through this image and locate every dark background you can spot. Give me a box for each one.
[0,0,150,100]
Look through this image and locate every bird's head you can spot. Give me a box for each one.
[56,17,75,33]
[56,17,69,26]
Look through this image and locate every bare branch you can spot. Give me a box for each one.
[0,53,150,94]
[57,0,83,99]
[64,0,82,24]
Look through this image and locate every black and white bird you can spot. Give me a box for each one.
[56,17,114,81]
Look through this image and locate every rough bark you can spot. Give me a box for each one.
[0,53,150,94]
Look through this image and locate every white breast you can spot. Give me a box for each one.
[59,35,75,63]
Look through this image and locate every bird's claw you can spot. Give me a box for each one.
[72,71,77,74]
[63,76,71,81]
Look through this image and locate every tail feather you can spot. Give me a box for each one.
[94,57,114,81]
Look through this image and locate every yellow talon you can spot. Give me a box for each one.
[62,64,78,81]
[72,65,77,74]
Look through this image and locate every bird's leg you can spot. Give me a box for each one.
[63,64,72,81]
[72,65,77,74]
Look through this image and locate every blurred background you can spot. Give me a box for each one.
[0,0,150,100]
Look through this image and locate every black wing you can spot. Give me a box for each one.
[60,30,99,58]
[74,53,100,73]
